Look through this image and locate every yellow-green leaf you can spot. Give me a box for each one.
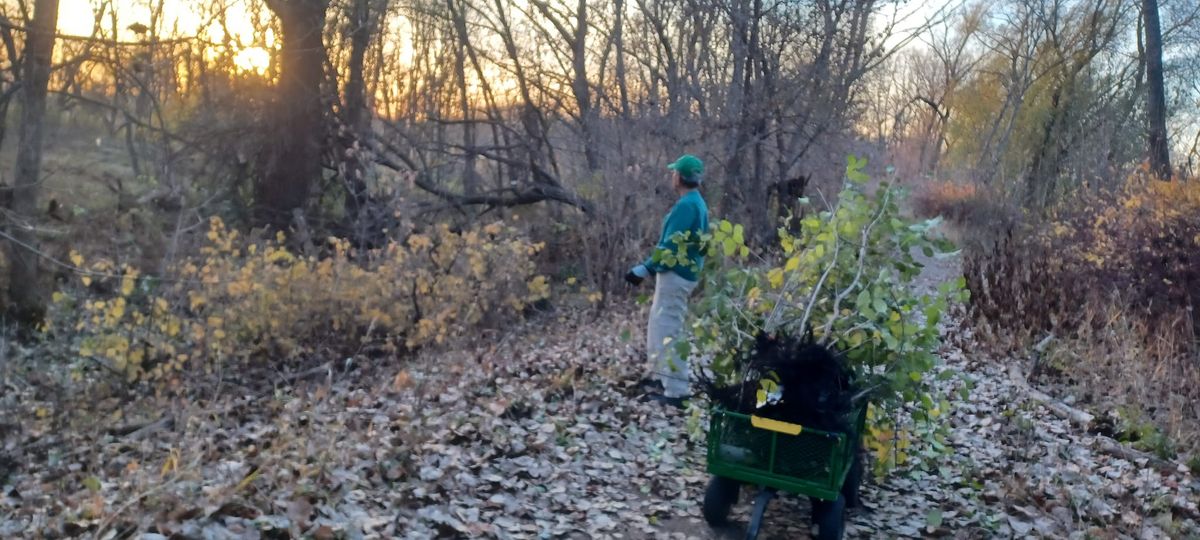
[784,256,800,272]
[767,268,785,289]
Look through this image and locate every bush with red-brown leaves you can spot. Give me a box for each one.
[911,180,1018,234]
[964,174,1200,456]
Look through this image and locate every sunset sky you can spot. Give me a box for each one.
[56,0,272,71]
[58,0,259,39]
[47,0,958,84]
[51,0,951,63]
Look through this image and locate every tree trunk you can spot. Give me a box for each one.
[340,0,376,244]
[572,0,601,172]
[637,0,680,131]
[1027,83,1065,208]
[1142,0,1171,180]
[721,0,750,224]
[746,0,770,243]
[613,0,630,120]
[449,0,506,196]
[344,0,371,190]
[6,0,59,324]
[259,0,330,229]
[108,9,122,134]
[447,0,479,196]
[0,16,19,152]
[721,0,772,244]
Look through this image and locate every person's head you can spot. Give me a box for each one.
[667,154,704,192]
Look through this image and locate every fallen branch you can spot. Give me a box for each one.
[1094,437,1180,475]
[107,414,175,439]
[1007,363,1094,426]
[1008,353,1192,480]
[1092,439,1200,521]
[373,142,594,214]
[1030,387,1094,426]
[277,362,333,386]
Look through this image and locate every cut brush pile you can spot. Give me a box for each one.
[679,156,969,474]
[699,332,860,435]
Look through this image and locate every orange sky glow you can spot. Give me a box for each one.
[56,0,272,72]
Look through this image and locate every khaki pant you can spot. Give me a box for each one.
[647,271,698,397]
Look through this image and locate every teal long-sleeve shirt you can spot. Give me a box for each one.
[642,190,709,282]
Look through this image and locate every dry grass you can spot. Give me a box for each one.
[963,175,1200,460]
[1041,307,1200,458]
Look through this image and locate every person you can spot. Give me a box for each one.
[626,154,709,408]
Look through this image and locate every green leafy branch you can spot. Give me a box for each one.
[684,155,969,473]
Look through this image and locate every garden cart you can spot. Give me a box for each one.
[702,404,867,540]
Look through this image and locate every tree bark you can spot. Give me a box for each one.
[1142,0,1171,180]
[6,0,59,324]
[745,0,770,243]
[339,0,377,244]
[447,0,479,196]
[259,0,330,229]
[613,0,630,120]
[0,15,19,151]
[721,0,750,225]
[344,0,371,165]
[571,0,601,172]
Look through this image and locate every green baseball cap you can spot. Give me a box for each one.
[667,154,704,182]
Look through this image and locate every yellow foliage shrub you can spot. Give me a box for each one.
[47,218,550,382]
[1039,176,1200,315]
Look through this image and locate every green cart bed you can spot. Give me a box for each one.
[702,405,868,540]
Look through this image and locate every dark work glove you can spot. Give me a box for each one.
[625,264,649,286]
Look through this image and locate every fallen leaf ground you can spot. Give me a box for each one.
[1,253,1197,539]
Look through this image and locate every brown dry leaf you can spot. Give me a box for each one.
[313,524,336,540]
[287,497,313,531]
[393,370,412,390]
[486,399,508,416]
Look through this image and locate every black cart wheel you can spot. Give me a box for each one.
[744,488,775,540]
[811,495,846,540]
[842,448,865,509]
[702,475,740,526]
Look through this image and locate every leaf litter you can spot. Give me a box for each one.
[0,253,1195,539]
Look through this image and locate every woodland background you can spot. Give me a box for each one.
[0,0,1198,536]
